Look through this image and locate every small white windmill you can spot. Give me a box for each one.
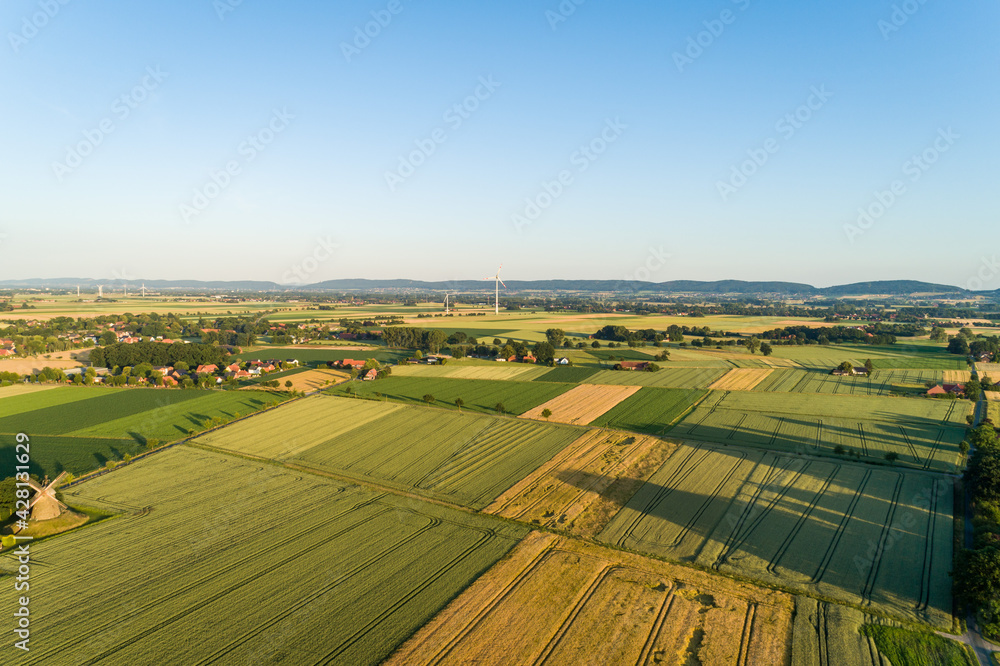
[444,293,455,313]
[484,265,506,315]
[26,472,69,522]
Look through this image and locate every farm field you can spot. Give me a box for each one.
[387,531,794,666]
[584,366,727,389]
[277,367,349,391]
[765,343,966,370]
[0,435,145,478]
[195,395,404,459]
[753,369,941,396]
[0,382,60,398]
[988,401,1000,426]
[484,429,673,536]
[944,370,972,383]
[671,391,969,472]
[600,443,955,627]
[330,376,572,415]
[532,365,601,383]
[389,363,550,381]
[978,363,1000,380]
[200,395,584,509]
[521,383,640,425]
[589,387,708,435]
[235,346,409,366]
[790,598,897,666]
[0,386,288,442]
[3,446,525,665]
[710,368,774,390]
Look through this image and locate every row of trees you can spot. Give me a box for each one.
[954,424,1000,638]
[91,341,230,369]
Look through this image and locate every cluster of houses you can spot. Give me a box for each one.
[831,366,870,376]
[0,338,15,357]
[330,359,378,381]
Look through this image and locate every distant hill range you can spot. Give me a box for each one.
[0,277,990,297]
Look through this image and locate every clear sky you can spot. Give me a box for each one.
[1,1,997,288]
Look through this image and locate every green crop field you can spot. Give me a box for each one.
[328,376,572,415]
[601,444,954,627]
[198,395,583,509]
[791,598,891,666]
[532,366,601,383]
[589,387,707,435]
[0,435,145,478]
[752,369,941,396]
[583,367,727,389]
[235,347,409,366]
[765,344,965,371]
[0,387,288,442]
[2,447,524,665]
[671,391,968,472]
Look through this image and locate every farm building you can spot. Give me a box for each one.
[831,366,868,376]
[195,364,218,374]
[337,359,366,370]
[362,369,377,381]
[927,383,965,397]
[616,361,650,371]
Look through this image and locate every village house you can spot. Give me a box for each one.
[195,364,218,374]
[927,383,965,397]
[362,369,377,381]
[616,360,650,371]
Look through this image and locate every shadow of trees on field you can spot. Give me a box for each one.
[554,446,954,621]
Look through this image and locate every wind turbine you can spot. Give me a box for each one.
[444,293,454,313]
[484,265,506,315]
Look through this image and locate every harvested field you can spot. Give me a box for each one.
[0,349,89,374]
[671,390,969,472]
[484,429,673,536]
[944,370,972,384]
[387,531,793,666]
[584,366,727,389]
[7,447,525,666]
[710,368,774,391]
[0,382,59,399]
[589,387,707,436]
[986,391,1000,401]
[521,384,640,425]
[600,443,955,627]
[195,394,403,459]
[278,367,349,391]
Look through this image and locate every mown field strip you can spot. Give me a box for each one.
[6,446,525,666]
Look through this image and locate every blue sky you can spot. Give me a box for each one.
[1,1,997,287]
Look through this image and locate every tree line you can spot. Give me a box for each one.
[91,341,231,369]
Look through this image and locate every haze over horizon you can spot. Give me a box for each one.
[2,1,997,288]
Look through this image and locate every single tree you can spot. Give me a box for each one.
[864,359,874,375]
[454,397,464,412]
[760,343,773,357]
[495,402,506,415]
[884,452,899,464]
[423,394,435,404]
[541,408,552,420]
[285,380,293,389]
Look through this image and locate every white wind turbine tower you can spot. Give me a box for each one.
[484,265,506,315]
[444,293,454,313]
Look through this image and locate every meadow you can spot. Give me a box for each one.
[329,376,571,415]
[0,435,145,478]
[671,391,969,472]
[197,395,584,509]
[391,363,550,381]
[3,447,525,665]
[589,387,708,435]
[388,532,794,665]
[600,444,955,627]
